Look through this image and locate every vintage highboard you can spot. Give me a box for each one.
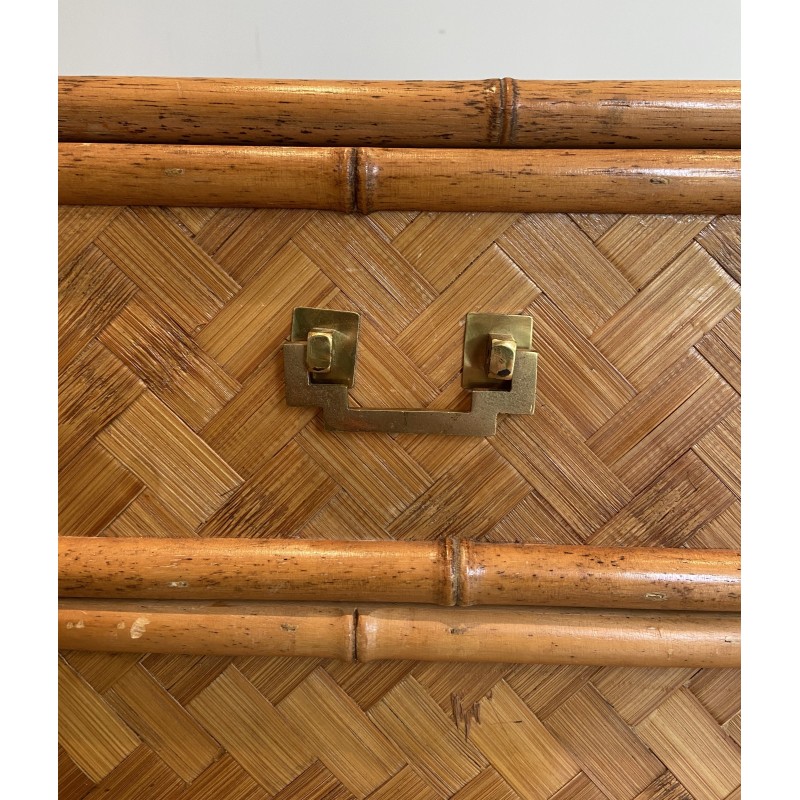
[58,78,741,800]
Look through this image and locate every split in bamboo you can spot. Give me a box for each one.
[58,537,740,612]
[58,600,740,668]
[59,77,741,149]
[58,144,741,213]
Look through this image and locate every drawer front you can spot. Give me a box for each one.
[59,207,741,799]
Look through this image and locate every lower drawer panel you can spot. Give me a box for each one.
[59,207,741,799]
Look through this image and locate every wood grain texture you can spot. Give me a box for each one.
[58,657,139,782]
[462,680,580,800]
[59,144,741,213]
[58,241,136,369]
[367,675,488,795]
[94,207,240,331]
[58,339,143,468]
[98,293,241,430]
[186,666,316,794]
[104,664,222,781]
[59,77,740,148]
[277,668,405,798]
[76,746,184,800]
[270,762,355,800]
[636,689,741,800]
[59,206,740,799]
[450,768,522,800]
[544,683,664,798]
[58,441,142,537]
[367,767,441,800]
[96,392,243,529]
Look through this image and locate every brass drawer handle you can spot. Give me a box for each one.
[283,308,538,435]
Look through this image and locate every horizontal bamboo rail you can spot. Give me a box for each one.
[58,600,740,668]
[58,77,740,148]
[60,600,355,660]
[359,606,740,667]
[58,538,741,612]
[58,144,741,213]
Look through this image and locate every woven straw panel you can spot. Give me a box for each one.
[59,207,741,800]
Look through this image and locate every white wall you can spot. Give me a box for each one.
[58,0,740,79]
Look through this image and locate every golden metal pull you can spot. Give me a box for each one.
[284,308,538,436]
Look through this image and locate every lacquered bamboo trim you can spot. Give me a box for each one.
[357,606,740,668]
[59,538,455,606]
[58,600,740,668]
[58,77,740,148]
[58,537,740,612]
[358,148,740,214]
[58,144,740,213]
[460,541,740,611]
[58,143,355,210]
[512,80,740,148]
[58,600,356,660]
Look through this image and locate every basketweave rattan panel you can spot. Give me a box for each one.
[58,205,740,800]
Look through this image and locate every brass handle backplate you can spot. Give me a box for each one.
[283,308,538,436]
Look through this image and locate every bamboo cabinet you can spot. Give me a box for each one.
[58,78,741,800]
